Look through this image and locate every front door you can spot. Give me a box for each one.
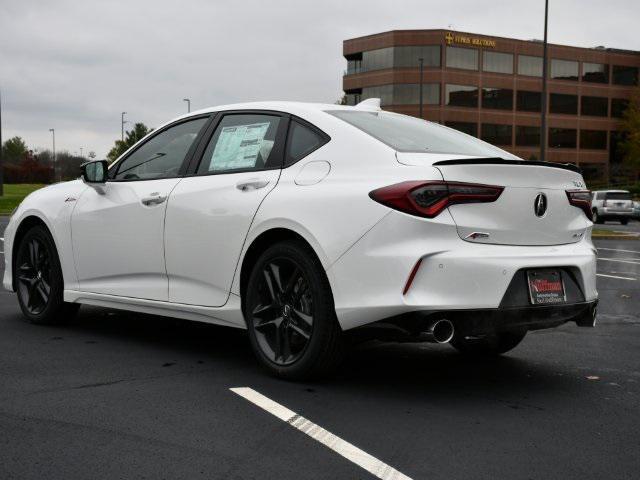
[71,116,210,300]
[165,112,287,306]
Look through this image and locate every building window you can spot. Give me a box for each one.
[446,46,478,70]
[515,126,540,147]
[582,63,609,83]
[482,87,513,110]
[346,58,362,75]
[518,55,543,77]
[361,47,394,72]
[550,59,579,80]
[550,93,578,114]
[483,51,513,74]
[516,90,542,112]
[445,121,477,137]
[481,124,512,145]
[581,96,608,117]
[393,83,440,105]
[445,84,478,107]
[361,85,393,106]
[611,98,629,118]
[394,46,441,68]
[345,93,361,106]
[549,128,577,148]
[612,65,639,86]
[580,130,607,150]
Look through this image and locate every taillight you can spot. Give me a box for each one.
[566,190,592,220]
[369,181,504,218]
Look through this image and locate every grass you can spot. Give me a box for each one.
[592,228,639,239]
[0,184,46,215]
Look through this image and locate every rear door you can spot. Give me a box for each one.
[164,111,288,306]
[605,191,633,212]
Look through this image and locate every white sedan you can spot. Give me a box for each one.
[3,100,598,378]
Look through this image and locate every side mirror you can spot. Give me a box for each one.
[81,160,108,184]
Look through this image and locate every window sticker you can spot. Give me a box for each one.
[209,122,271,171]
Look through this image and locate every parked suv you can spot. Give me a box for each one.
[634,201,640,220]
[591,190,634,224]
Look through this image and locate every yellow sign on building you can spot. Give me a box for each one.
[445,32,496,48]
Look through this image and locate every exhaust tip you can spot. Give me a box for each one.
[431,319,455,344]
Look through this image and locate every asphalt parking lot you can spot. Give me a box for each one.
[1,218,639,480]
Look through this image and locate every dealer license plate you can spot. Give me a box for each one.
[527,270,566,305]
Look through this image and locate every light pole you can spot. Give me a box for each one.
[540,0,549,161]
[418,58,424,119]
[121,112,127,141]
[183,98,191,113]
[80,147,83,158]
[49,128,56,182]
[0,88,4,196]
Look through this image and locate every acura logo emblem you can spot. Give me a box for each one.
[534,193,548,217]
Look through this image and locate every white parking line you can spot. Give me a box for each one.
[597,273,636,281]
[598,247,640,255]
[230,387,412,480]
[597,257,640,265]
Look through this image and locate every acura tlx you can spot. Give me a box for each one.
[2,99,598,379]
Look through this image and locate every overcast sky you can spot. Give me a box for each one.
[1,0,639,158]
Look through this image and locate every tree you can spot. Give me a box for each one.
[1,136,28,164]
[618,88,640,180]
[107,123,151,163]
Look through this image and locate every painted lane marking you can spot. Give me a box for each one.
[597,257,640,265]
[230,387,412,480]
[597,247,640,255]
[597,273,636,281]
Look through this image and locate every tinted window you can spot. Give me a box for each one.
[518,55,543,77]
[612,65,639,86]
[482,88,513,110]
[606,192,632,200]
[446,46,478,70]
[285,121,327,166]
[611,98,629,118]
[362,84,440,106]
[361,85,393,106]
[551,59,579,80]
[329,110,516,157]
[549,128,577,148]
[445,84,478,107]
[196,114,281,174]
[361,47,394,72]
[445,121,477,137]
[394,46,441,68]
[580,130,607,150]
[581,96,608,117]
[114,117,208,181]
[550,93,578,115]
[481,124,512,145]
[516,90,542,112]
[515,126,540,147]
[483,51,513,74]
[583,63,608,83]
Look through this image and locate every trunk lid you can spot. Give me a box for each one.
[397,155,591,246]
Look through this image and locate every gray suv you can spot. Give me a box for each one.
[591,190,634,224]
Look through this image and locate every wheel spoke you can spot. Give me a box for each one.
[276,324,292,362]
[262,267,279,302]
[40,277,51,295]
[292,308,313,328]
[283,267,300,295]
[36,283,48,303]
[28,241,37,268]
[288,322,310,340]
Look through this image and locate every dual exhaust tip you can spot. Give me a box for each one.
[420,318,455,344]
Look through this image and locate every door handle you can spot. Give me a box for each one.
[141,193,167,206]
[236,179,269,192]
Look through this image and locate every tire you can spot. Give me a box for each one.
[15,225,80,325]
[244,240,344,380]
[621,218,629,225]
[592,210,603,224]
[450,331,526,356]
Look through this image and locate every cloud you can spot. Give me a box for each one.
[1,0,638,157]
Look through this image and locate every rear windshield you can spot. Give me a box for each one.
[606,192,632,200]
[328,110,518,158]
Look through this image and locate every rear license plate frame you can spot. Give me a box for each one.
[527,269,566,305]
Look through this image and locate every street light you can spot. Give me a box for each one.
[540,0,549,161]
[418,58,424,119]
[183,98,191,113]
[0,87,4,196]
[80,147,83,158]
[49,128,56,182]
[121,112,127,141]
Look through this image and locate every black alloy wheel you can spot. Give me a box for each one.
[17,236,52,315]
[249,256,314,366]
[244,240,344,379]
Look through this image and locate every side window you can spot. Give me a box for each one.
[196,114,282,174]
[285,120,328,166]
[113,117,208,181]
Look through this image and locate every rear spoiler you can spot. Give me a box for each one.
[433,158,581,174]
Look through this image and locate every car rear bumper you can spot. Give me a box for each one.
[327,210,598,331]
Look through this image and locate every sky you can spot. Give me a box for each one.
[1,0,639,158]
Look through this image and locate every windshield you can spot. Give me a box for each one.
[606,192,632,201]
[328,110,519,158]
